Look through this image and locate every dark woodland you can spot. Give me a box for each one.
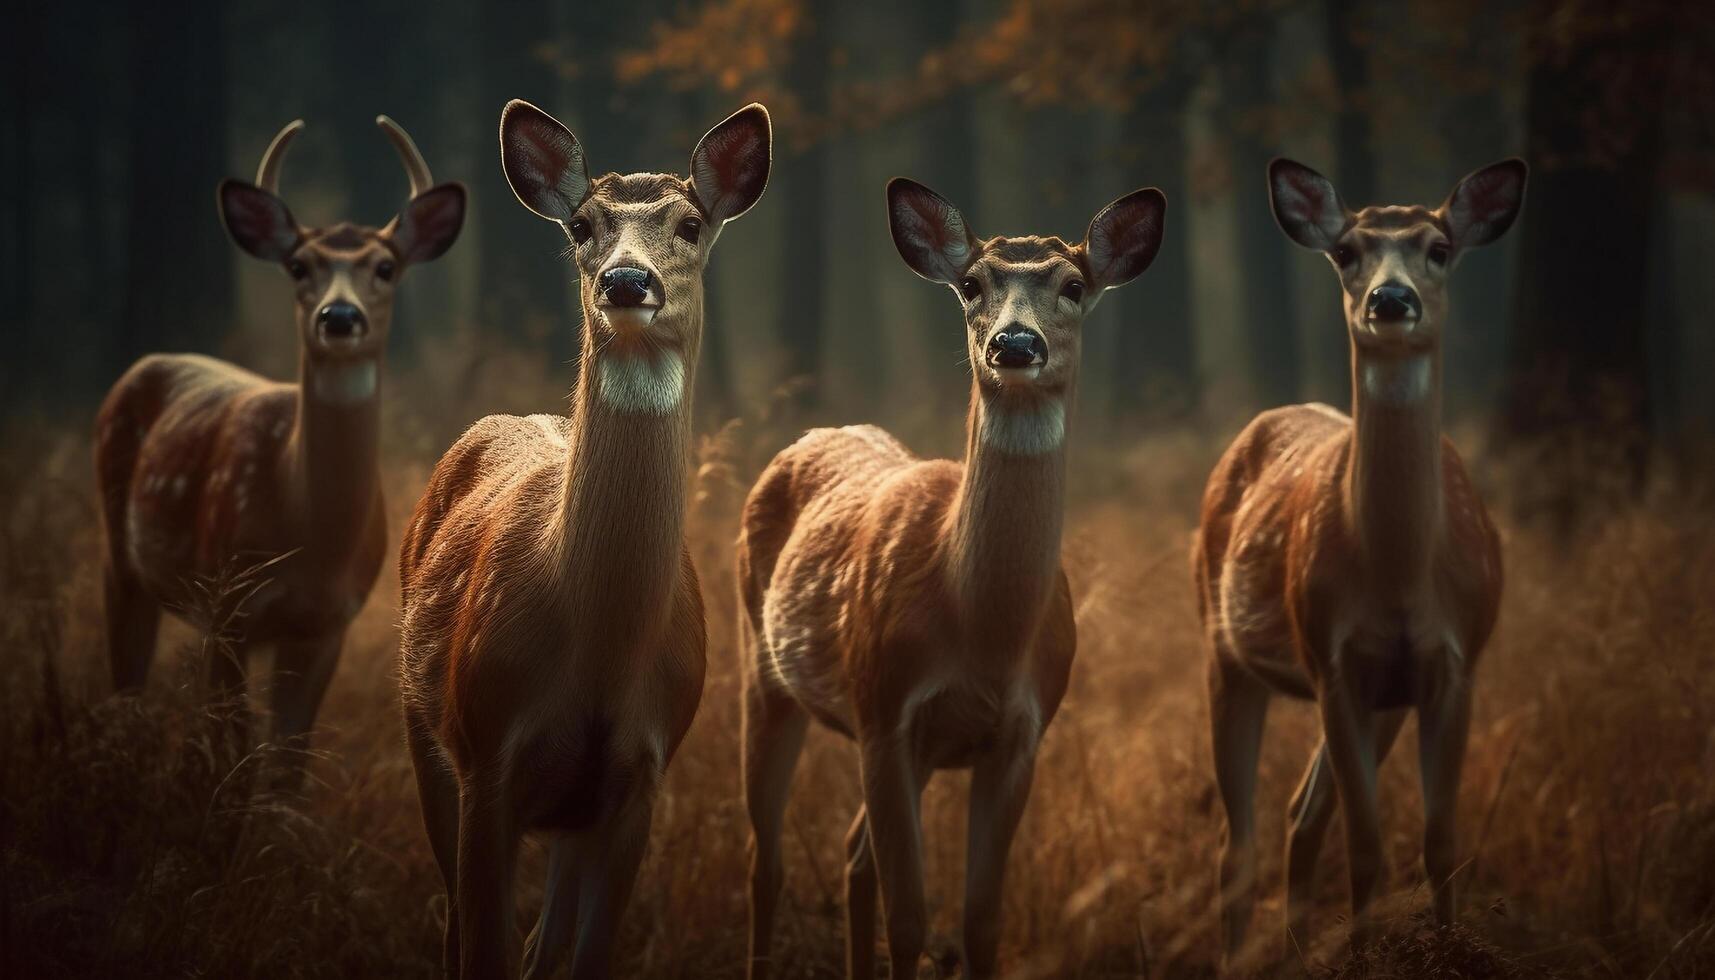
[3,0,1714,977]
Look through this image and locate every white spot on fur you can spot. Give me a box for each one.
[1360,355,1431,407]
[597,350,684,415]
[171,475,187,498]
[311,360,378,405]
[980,398,1065,456]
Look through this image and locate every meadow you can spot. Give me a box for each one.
[3,358,1712,979]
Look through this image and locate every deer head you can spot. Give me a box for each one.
[1268,157,1527,357]
[498,100,771,389]
[216,118,467,400]
[887,179,1166,400]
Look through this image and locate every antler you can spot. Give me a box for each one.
[377,115,433,199]
[255,119,305,194]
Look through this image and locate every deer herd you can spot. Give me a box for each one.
[91,95,1527,978]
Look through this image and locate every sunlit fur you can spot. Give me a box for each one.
[1195,159,1523,969]
[397,103,768,979]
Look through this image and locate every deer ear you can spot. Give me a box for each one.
[390,182,467,264]
[1084,187,1166,292]
[1443,158,1527,251]
[1268,158,1349,251]
[690,103,772,224]
[887,178,978,284]
[217,180,300,262]
[500,99,590,223]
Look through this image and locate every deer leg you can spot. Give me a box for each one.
[1285,708,1406,949]
[269,630,344,785]
[1418,664,1472,926]
[1209,654,1269,969]
[104,563,160,692]
[858,734,928,980]
[1317,671,1384,948]
[407,716,463,975]
[844,807,877,980]
[523,836,587,980]
[456,772,520,980]
[743,671,809,980]
[564,786,656,980]
[962,734,1039,980]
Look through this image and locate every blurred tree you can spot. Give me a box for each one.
[1,1,41,400]
[1222,22,1303,408]
[1497,0,1715,518]
[121,0,233,365]
[478,0,569,346]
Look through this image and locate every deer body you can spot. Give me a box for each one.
[741,180,1166,980]
[101,353,385,639]
[397,101,770,980]
[1196,158,1525,967]
[97,118,464,754]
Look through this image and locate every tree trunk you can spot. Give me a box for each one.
[1498,38,1660,523]
[478,0,567,348]
[1111,80,1196,425]
[780,8,830,408]
[2,1,39,400]
[121,0,232,365]
[1226,29,1301,409]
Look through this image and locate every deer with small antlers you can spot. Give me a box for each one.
[397,101,771,979]
[738,179,1166,979]
[97,117,465,754]
[1194,158,1526,967]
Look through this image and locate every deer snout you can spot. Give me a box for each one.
[317,302,368,341]
[986,327,1047,374]
[1366,283,1421,324]
[599,267,656,308]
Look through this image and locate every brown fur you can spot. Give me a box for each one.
[739,178,1165,980]
[95,118,463,762]
[396,101,769,980]
[1196,158,1523,970]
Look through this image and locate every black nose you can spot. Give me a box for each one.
[986,328,1047,369]
[599,267,653,307]
[1366,283,1421,322]
[317,302,367,338]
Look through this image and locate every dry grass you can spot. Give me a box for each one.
[2,367,1713,979]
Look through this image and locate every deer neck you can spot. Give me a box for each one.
[1345,342,1444,591]
[944,381,1071,656]
[289,354,383,563]
[556,312,698,623]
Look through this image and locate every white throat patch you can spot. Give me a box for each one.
[1359,355,1432,407]
[310,360,378,405]
[598,349,685,415]
[981,398,1066,456]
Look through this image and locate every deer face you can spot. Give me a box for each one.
[887,179,1166,399]
[1270,158,1527,356]
[500,101,771,398]
[218,118,466,398]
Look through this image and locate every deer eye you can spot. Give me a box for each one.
[1060,279,1086,304]
[958,277,982,301]
[676,216,702,244]
[375,260,396,282]
[1332,244,1358,269]
[1427,241,1451,266]
[568,217,592,246]
[286,259,308,280]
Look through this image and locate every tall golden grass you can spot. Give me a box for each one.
[2,362,1712,978]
